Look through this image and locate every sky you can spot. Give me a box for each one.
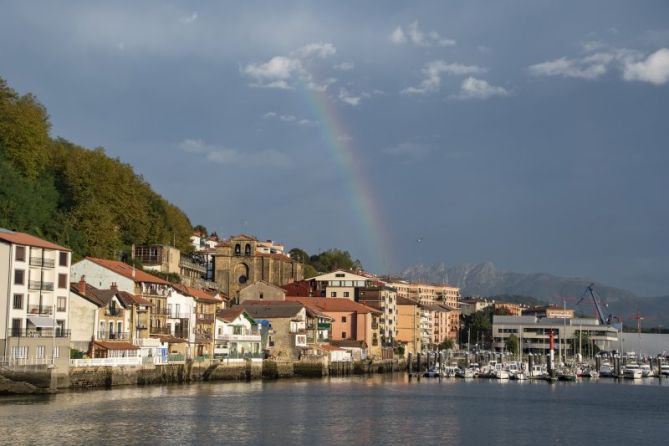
[1,1,668,295]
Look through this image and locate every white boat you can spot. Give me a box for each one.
[623,363,643,379]
[640,364,654,378]
[661,364,669,377]
[494,369,510,379]
[510,372,527,380]
[599,362,614,377]
[456,368,476,378]
[528,364,546,378]
[582,368,599,378]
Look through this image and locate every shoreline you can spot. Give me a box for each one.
[0,358,406,395]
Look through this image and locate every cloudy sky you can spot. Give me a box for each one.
[1,1,668,295]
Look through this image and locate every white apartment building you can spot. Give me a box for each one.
[0,229,71,368]
[311,270,375,300]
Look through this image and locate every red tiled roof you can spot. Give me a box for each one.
[172,284,222,304]
[216,307,245,323]
[281,280,315,297]
[85,257,169,285]
[0,230,70,251]
[286,296,381,314]
[320,344,346,352]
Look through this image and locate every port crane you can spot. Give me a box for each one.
[575,283,612,326]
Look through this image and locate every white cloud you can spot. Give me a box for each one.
[529,48,642,80]
[263,112,319,127]
[390,21,455,47]
[242,56,304,89]
[456,77,509,100]
[390,26,407,44]
[338,88,361,106]
[293,42,336,59]
[242,43,339,90]
[402,60,487,95]
[623,48,669,85]
[178,139,291,168]
[179,11,198,24]
[334,61,355,71]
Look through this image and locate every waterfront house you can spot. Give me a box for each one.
[71,257,176,353]
[240,301,308,359]
[214,308,262,359]
[358,283,398,349]
[172,284,225,357]
[395,296,422,355]
[319,343,352,362]
[0,229,72,368]
[68,277,151,353]
[286,296,382,358]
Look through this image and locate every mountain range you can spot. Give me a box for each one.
[401,262,669,328]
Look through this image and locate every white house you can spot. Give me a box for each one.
[214,308,261,359]
[0,229,72,368]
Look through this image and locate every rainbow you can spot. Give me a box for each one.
[301,85,393,274]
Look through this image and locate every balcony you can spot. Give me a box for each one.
[179,258,206,274]
[136,323,148,330]
[9,328,70,338]
[196,313,215,324]
[216,332,261,342]
[150,327,172,335]
[167,312,191,320]
[27,304,53,315]
[28,280,54,291]
[97,331,130,341]
[371,322,379,330]
[30,257,55,268]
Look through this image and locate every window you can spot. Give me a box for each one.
[11,346,28,359]
[52,346,60,359]
[99,321,105,337]
[13,294,23,310]
[36,345,46,359]
[58,273,67,289]
[341,332,347,338]
[15,246,26,262]
[331,292,337,297]
[59,251,68,267]
[343,292,350,298]
[14,269,25,285]
[244,244,251,255]
[234,244,241,255]
[57,296,66,312]
[259,292,264,300]
[335,273,345,278]
[118,321,123,336]
[11,318,22,336]
[341,316,347,323]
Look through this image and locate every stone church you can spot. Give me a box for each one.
[213,234,303,303]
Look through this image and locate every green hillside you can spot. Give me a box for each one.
[0,77,193,259]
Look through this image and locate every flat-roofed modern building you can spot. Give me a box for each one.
[492,315,619,355]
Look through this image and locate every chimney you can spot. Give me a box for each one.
[79,276,87,295]
[111,282,118,292]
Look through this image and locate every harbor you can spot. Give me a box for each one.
[1,374,666,446]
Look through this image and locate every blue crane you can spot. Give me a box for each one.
[575,283,611,326]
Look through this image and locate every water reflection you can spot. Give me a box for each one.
[0,376,667,446]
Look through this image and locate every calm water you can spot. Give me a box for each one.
[1,375,668,445]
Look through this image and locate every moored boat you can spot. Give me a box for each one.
[623,363,643,379]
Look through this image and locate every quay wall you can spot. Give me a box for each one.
[1,358,407,393]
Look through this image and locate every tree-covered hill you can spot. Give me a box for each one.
[0,77,193,259]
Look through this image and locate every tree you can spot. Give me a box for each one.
[505,334,519,354]
[438,338,455,350]
[289,247,309,263]
[461,309,493,348]
[0,78,50,178]
[193,225,208,236]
